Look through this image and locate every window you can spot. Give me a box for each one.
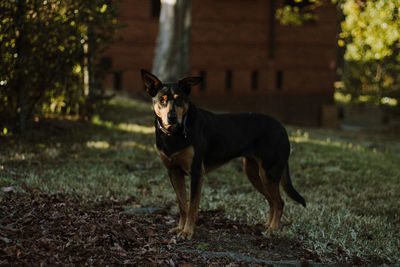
[199,70,206,91]
[114,71,122,91]
[151,0,161,18]
[276,70,283,91]
[225,70,232,91]
[251,70,258,91]
[100,57,112,70]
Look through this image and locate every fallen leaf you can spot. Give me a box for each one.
[1,186,15,193]
[0,236,11,244]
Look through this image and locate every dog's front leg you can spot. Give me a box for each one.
[178,156,204,239]
[168,168,187,233]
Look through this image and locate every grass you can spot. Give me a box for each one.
[1,95,399,264]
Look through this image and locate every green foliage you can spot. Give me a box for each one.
[339,0,400,106]
[276,0,319,26]
[0,0,119,132]
[340,59,400,105]
[276,0,400,108]
[340,0,400,61]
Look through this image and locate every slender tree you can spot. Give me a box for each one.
[15,0,27,133]
[152,0,192,82]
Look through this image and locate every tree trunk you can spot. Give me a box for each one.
[83,25,94,118]
[152,0,192,82]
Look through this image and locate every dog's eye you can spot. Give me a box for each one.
[173,94,183,106]
[160,95,168,103]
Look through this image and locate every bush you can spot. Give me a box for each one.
[276,0,400,113]
[0,0,119,133]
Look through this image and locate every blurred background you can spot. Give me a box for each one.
[1,0,400,133]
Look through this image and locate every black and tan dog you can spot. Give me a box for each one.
[141,70,306,239]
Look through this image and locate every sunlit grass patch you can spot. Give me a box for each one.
[92,115,154,135]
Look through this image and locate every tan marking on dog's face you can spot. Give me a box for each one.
[175,101,189,123]
[154,97,172,128]
[154,90,189,129]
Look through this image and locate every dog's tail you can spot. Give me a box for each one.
[281,163,306,207]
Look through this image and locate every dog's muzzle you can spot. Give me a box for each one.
[167,112,178,124]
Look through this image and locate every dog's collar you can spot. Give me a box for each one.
[157,118,174,136]
[156,114,189,138]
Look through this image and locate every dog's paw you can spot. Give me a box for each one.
[265,224,280,235]
[169,226,183,233]
[177,229,194,240]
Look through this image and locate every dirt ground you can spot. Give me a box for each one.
[1,189,371,266]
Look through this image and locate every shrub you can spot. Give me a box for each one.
[0,0,119,133]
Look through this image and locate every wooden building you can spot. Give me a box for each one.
[104,0,338,126]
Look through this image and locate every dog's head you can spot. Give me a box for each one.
[141,70,202,131]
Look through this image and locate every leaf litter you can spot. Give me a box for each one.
[0,190,367,266]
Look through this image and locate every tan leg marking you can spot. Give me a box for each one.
[243,157,274,228]
[256,158,283,231]
[178,173,204,240]
[265,181,283,231]
[168,168,187,233]
[157,147,195,234]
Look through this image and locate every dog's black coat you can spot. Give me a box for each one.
[156,103,290,181]
[142,69,305,238]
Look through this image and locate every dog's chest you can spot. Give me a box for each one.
[157,146,194,175]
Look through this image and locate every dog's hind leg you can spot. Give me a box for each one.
[243,157,274,228]
[257,160,284,231]
[168,168,187,233]
[264,178,284,231]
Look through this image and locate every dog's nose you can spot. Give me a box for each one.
[167,113,178,124]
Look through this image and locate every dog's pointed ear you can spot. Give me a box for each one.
[141,69,162,97]
[178,76,202,95]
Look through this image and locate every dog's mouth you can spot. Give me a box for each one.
[156,113,189,138]
[157,117,180,133]
[164,123,178,130]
